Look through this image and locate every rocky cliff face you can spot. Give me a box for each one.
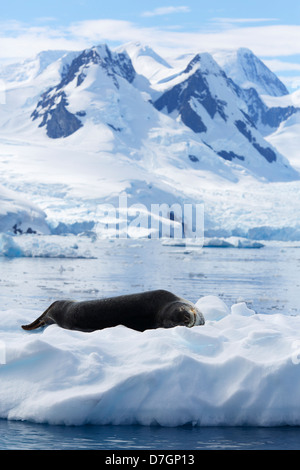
[32,90,83,138]
[239,87,298,135]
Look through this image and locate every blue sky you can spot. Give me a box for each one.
[1,0,300,88]
[1,0,299,28]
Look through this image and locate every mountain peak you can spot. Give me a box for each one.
[122,42,171,68]
[236,47,254,56]
[119,42,172,83]
[57,44,135,90]
[213,48,288,97]
[184,52,222,76]
[30,43,136,138]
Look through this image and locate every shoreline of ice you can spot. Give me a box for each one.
[2,231,300,259]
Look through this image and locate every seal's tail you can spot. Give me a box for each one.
[21,302,57,331]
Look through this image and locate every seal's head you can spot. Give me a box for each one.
[158,301,205,328]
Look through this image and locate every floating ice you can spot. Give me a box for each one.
[0,234,95,258]
[0,234,24,257]
[1,298,300,427]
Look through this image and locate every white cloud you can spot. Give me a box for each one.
[65,20,300,60]
[279,75,300,90]
[0,21,86,61]
[211,17,278,25]
[264,59,300,72]
[1,17,300,81]
[141,6,190,17]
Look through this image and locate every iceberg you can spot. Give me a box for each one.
[1,296,300,427]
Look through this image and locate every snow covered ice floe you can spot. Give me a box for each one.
[205,237,264,248]
[1,296,300,427]
[0,234,96,258]
[0,235,265,258]
[162,237,264,248]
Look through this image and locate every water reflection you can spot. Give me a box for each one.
[1,420,300,450]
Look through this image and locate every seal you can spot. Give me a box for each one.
[21,289,205,333]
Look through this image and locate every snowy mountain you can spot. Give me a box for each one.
[213,48,289,97]
[24,44,296,180]
[117,42,172,83]
[0,50,71,84]
[0,43,300,240]
[238,86,298,136]
[264,90,300,171]
[31,45,136,138]
[152,52,296,180]
[126,43,300,137]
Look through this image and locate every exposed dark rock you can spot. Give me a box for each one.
[235,119,254,142]
[241,87,299,132]
[235,119,276,162]
[217,150,245,161]
[252,143,276,163]
[32,91,83,138]
[107,123,122,131]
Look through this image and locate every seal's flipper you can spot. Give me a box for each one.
[21,317,46,330]
[21,302,58,331]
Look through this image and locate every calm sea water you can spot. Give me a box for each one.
[1,240,300,450]
[1,419,300,450]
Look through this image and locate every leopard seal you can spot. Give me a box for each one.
[21,289,205,332]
